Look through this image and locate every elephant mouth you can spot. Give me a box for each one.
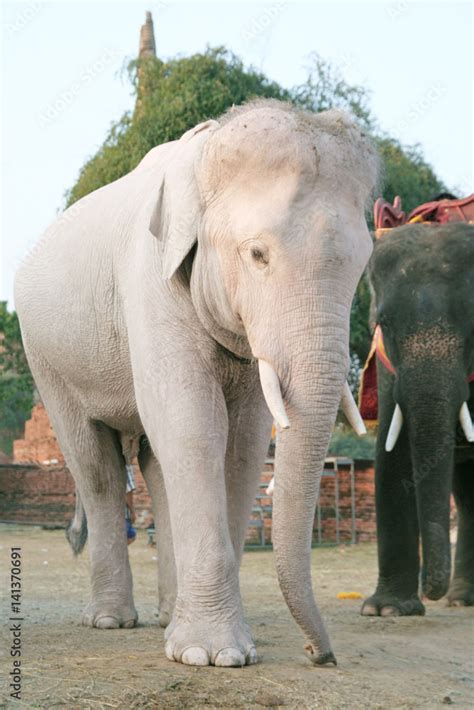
[256,358,366,437]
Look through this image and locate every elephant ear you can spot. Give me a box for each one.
[149,120,219,280]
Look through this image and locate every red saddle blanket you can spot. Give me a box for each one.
[373,193,474,232]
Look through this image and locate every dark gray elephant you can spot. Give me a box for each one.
[362,222,474,617]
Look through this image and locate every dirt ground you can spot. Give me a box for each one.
[0,525,473,709]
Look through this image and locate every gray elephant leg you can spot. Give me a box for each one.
[224,371,273,561]
[140,370,255,667]
[448,459,474,605]
[138,438,177,627]
[361,416,424,617]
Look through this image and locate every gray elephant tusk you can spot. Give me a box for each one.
[258,360,290,430]
[385,404,403,452]
[341,381,367,436]
[459,402,474,442]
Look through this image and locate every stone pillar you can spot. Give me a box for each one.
[139,11,156,58]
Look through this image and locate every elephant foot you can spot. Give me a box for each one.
[164,618,257,667]
[82,601,138,629]
[361,592,425,617]
[447,580,474,607]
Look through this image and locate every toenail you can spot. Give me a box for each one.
[181,646,210,666]
[164,640,175,661]
[246,647,258,665]
[95,615,120,629]
[214,647,246,667]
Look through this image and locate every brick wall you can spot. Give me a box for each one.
[246,459,376,545]
[0,404,377,544]
[13,403,64,465]
[0,459,376,544]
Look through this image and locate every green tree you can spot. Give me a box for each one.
[376,137,446,215]
[0,303,34,455]
[67,49,446,213]
[292,53,373,129]
[66,48,289,206]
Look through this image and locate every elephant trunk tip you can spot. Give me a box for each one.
[304,644,338,666]
[422,574,450,601]
[421,533,451,601]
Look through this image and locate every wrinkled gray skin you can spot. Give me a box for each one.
[15,100,378,667]
[362,223,474,617]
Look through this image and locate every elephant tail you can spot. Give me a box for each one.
[66,490,88,555]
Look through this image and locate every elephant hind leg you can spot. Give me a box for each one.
[138,437,177,627]
[26,358,137,628]
[448,459,474,606]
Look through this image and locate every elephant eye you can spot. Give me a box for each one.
[251,247,269,266]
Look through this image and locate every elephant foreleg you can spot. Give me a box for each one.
[448,458,474,606]
[138,438,177,626]
[361,407,424,617]
[138,364,256,667]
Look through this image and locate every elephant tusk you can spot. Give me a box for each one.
[385,404,403,452]
[258,360,290,430]
[265,477,275,495]
[341,381,367,436]
[459,402,474,442]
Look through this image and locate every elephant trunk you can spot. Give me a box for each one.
[403,376,457,600]
[269,317,349,665]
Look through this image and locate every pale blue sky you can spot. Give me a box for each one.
[1,0,473,307]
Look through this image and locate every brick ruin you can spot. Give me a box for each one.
[0,404,377,544]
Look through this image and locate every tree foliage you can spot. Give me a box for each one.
[67,48,446,214]
[66,48,289,206]
[292,53,373,129]
[376,137,446,215]
[0,303,34,455]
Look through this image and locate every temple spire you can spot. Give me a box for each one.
[135,12,156,117]
[139,11,156,58]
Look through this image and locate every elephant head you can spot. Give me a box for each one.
[369,222,474,600]
[150,100,379,662]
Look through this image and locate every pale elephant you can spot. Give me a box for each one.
[15,100,378,667]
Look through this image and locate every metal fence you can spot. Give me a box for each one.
[248,456,357,547]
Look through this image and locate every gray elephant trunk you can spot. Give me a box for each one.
[271,331,348,665]
[403,375,456,600]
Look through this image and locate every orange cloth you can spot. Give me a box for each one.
[359,326,394,424]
